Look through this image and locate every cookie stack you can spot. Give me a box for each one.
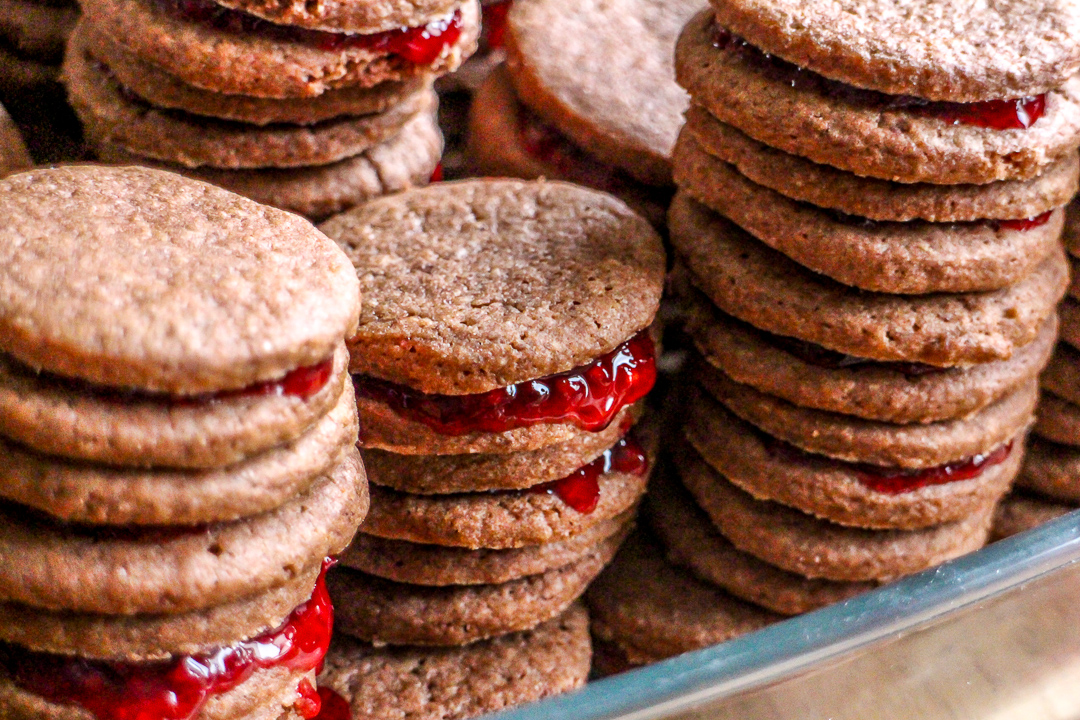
[589,0,1080,668]
[997,198,1080,538]
[0,0,76,94]
[314,178,665,716]
[62,0,481,220]
[466,0,702,227]
[0,166,368,720]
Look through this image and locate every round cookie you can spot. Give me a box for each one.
[0,0,77,61]
[322,178,664,394]
[1039,342,1080,408]
[707,0,1080,102]
[683,387,1020,530]
[991,491,1075,540]
[585,532,778,665]
[98,110,442,221]
[210,0,458,33]
[0,166,360,394]
[678,447,994,582]
[342,513,632,586]
[0,101,30,176]
[0,450,367,614]
[81,0,480,98]
[685,290,1055,424]
[329,534,620,645]
[669,193,1068,367]
[682,109,1080,223]
[1033,391,1080,447]
[674,140,1065,294]
[647,475,873,616]
[320,604,590,720]
[1017,436,1080,504]
[503,0,702,186]
[676,11,1080,184]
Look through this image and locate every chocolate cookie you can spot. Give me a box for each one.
[669,193,1068,366]
[0,0,77,62]
[1033,392,1080,447]
[992,491,1075,540]
[211,0,459,33]
[1017,436,1080,504]
[320,604,590,720]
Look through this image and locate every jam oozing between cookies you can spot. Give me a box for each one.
[994,211,1054,232]
[354,331,656,435]
[163,0,462,64]
[314,687,352,720]
[711,28,1047,130]
[529,435,649,513]
[3,559,336,720]
[854,442,1014,495]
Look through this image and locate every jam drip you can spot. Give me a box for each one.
[855,442,1013,495]
[995,211,1054,232]
[711,28,1047,130]
[429,162,444,183]
[354,331,656,435]
[480,0,511,51]
[530,435,649,513]
[314,687,352,720]
[295,678,323,719]
[3,559,336,720]
[163,0,462,63]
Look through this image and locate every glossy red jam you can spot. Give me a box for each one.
[4,559,336,720]
[711,27,1047,130]
[530,435,648,513]
[163,0,461,64]
[429,162,444,183]
[354,331,656,435]
[995,211,1054,231]
[480,0,511,50]
[314,687,352,720]
[296,678,323,719]
[855,442,1013,495]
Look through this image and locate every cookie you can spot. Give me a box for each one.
[97,109,442,221]
[1017,436,1080,504]
[1032,392,1080,447]
[0,102,30,176]
[678,446,994,581]
[323,178,664,394]
[0,166,360,394]
[991,491,1075,540]
[319,604,590,720]
[0,376,357,525]
[585,532,778,665]
[503,0,703,186]
[707,0,1080,102]
[647,473,872,616]
[673,143,1065,294]
[342,512,631,586]
[0,450,366,614]
[0,0,77,62]
[669,193,1068,366]
[675,11,1080,184]
[81,0,480,97]
[329,534,619,645]
[683,385,1020,529]
[685,289,1055,424]
[1064,199,1080,255]
[1039,342,1080,407]
[211,0,458,33]
[1060,297,1080,350]
[682,108,1080,223]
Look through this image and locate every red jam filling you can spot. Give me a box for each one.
[295,679,323,719]
[354,331,656,435]
[711,27,1047,130]
[995,210,1054,232]
[3,559,336,720]
[163,0,461,63]
[480,0,511,50]
[314,687,352,720]
[530,435,648,513]
[429,162,444,183]
[855,442,1014,495]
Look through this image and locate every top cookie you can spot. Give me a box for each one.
[320,178,665,394]
[505,0,704,186]
[0,166,360,394]
[710,0,1080,102]
[209,0,458,33]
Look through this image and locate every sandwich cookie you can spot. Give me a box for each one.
[992,491,1075,540]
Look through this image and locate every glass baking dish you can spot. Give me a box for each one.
[490,510,1080,720]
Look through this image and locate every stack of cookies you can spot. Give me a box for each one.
[466,0,703,227]
[0,166,368,720]
[63,0,481,220]
[314,178,665,717]
[997,198,1080,538]
[589,0,1080,669]
[0,0,76,94]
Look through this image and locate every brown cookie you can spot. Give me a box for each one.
[0,101,30,176]
[585,532,779,665]
[1060,297,1080,351]
[319,604,590,720]
[322,178,664,394]
[675,11,1080,184]
[673,141,1065,294]
[1017,436,1080,504]
[678,446,994,581]
[97,109,442,221]
[669,193,1068,367]
[697,360,1037,469]
[0,450,366,614]
[683,108,1080,223]
[0,0,77,62]
[1033,391,1080,447]
[0,375,357,525]
[685,289,1055,424]
[683,386,1020,530]
[81,0,479,98]
[1064,199,1080,255]
[707,0,1080,102]
[329,534,620,645]
[0,166,360,394]
[503,0,703,186]
[991,491,1075,540]
[211,0,458,33]
[342,513,632,586]
[647,474,873,616]
[1039,341,1080,408]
